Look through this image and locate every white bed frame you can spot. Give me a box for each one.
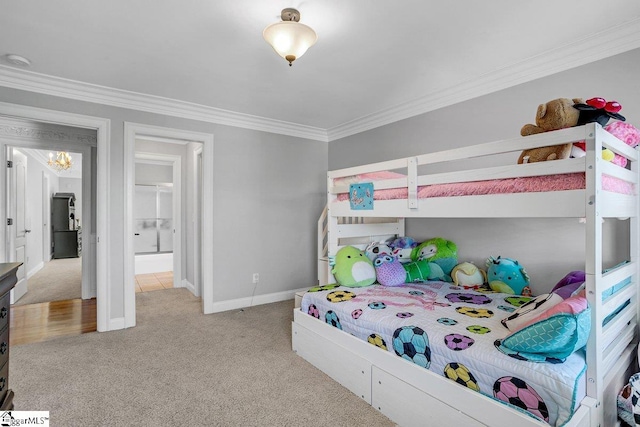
[294,123,639,426]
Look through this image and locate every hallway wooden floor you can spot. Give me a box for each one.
[11,298,97,346]
[11,271,174,345]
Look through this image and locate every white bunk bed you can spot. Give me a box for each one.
[292,123,640,427]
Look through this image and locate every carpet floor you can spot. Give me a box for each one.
[11,288,394,426]
[13,257,81,306]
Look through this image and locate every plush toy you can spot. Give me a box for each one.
[374,254,406,287]
[330,246,376,288]
[518,98,583,164]
[518,97,627,164]
[390,237,418,264]
[403,259,432,283]
[486,256,531,296]
[411,237,458,281]
[364,239,394,262]
[451,262,487,287]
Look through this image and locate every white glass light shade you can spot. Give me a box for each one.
[263,21,317,65]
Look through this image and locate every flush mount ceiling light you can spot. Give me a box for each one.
[263,8,318,66]
[5,54,31,67]
[48,151,73,171]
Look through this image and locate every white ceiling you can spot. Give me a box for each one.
[2,1,640,140]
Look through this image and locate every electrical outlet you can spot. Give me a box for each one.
[252,273,259,284]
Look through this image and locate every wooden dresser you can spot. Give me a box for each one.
[0,263,20,410]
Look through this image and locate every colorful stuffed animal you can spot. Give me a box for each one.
[403,259,431,283]
[411,237,458,281]
[374,254,406,287]
[390,237,418,264]
[451,262,487,287]
[364,239,394,262]
[486,256,531,296]
[330,246,376,288]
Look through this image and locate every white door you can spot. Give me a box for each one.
[8,149,29,303]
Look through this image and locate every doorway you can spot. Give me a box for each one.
[8,146,87,307]
[0,102,110,332]
[133,153,180,292]
[124,122,214,326]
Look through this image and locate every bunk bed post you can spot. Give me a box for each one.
[317,204,329,285]
[584,123,605,427]
[408,157,418,209]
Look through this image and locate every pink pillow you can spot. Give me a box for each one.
[510,294,589,333]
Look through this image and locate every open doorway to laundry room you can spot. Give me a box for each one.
[124,123,214,327]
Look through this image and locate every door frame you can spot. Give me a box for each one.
[193,145,203,297]
[124,122,214,324]
[134,152,182,289]
[42,171,51,263]
[0,101,111,331]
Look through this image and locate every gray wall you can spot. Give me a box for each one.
[329,48,640,294]
[0,86,327,320]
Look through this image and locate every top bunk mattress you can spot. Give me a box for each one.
[335,171,635,202]
[300,283,586,426]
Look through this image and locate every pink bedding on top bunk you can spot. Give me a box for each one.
[335,171,635,201]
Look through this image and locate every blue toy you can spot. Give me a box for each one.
[486,256,531,296]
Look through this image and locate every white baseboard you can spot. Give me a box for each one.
[26,261,44,279]
[106,316,126,332]
[180,278,196,295]
[210,286,311,313]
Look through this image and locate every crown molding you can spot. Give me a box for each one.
[0,119,97,145]
[0,66,328,142]
[327,18,640,141]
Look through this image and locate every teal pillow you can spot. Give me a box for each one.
[495,296,591,363]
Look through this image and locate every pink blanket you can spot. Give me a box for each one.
[335,172,635,201]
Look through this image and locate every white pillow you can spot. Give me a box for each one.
[501,293,564,331]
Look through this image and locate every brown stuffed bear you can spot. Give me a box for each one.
[518,98,584,164]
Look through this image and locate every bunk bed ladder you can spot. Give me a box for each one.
[584,124,640,427]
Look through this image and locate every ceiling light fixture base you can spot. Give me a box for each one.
[281,8,300,22]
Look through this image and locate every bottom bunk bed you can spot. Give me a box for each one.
[292,278,635,426]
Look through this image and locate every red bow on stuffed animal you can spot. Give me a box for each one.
[585,97,622,114]
[574,97,626,126]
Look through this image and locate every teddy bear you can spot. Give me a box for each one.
[518,97,627,164]
[517,98,583,164]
